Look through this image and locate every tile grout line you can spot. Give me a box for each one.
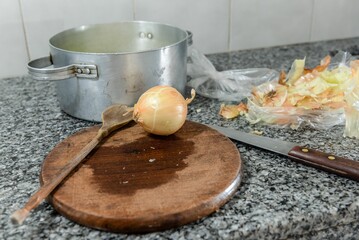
[17,0,30,62]
[228,0,232,52]
[308,0,316,42]
[133,0,137,20]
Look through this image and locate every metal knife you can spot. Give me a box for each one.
[209,125,359,182]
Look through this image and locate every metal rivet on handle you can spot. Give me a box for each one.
[328,156,336,160]
[77,68,83,74]
[147,33,153,39]
[83,68,91,75]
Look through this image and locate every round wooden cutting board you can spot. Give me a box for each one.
[40,121,242,233]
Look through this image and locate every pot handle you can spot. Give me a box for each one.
[187,31,193,46]
[27,56,98,81]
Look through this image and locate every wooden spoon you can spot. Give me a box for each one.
[11,104,133,225]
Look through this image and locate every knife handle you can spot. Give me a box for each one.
[288,146,359,182]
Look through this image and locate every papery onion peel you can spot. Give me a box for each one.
[219,54,358,131]
[219,102,248,119]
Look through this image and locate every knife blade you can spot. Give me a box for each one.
[209,125,359,182]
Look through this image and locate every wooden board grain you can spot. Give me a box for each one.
[40,121,242,233]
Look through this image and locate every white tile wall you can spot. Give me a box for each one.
[311,0,359,42]
[0,0,359,78]
[0,0,28,78]
[230,0,314,50]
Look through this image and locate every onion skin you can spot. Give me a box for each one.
[133,86,195,136]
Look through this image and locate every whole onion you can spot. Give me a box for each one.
[133,86,195,136]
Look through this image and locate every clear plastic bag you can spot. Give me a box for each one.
[187,48,279,101]
[246,91,346,129]
[245,51,355,129]
[344,59,359,137]
[192,49,359,132]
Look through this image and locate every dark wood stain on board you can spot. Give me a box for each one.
[86,134,194,195]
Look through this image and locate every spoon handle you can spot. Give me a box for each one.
[10,130,105,225]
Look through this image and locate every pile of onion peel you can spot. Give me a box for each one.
[344,60,359,138]
[249,55,350,110]
[219,55,353,122]
[131,85,196,136]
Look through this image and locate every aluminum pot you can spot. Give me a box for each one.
[28,21,192,122]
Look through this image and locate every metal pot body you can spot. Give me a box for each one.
[28,22,191,122]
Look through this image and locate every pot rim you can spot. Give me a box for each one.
[48,21,190,56]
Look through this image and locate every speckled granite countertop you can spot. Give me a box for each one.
[1,38,359,239]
